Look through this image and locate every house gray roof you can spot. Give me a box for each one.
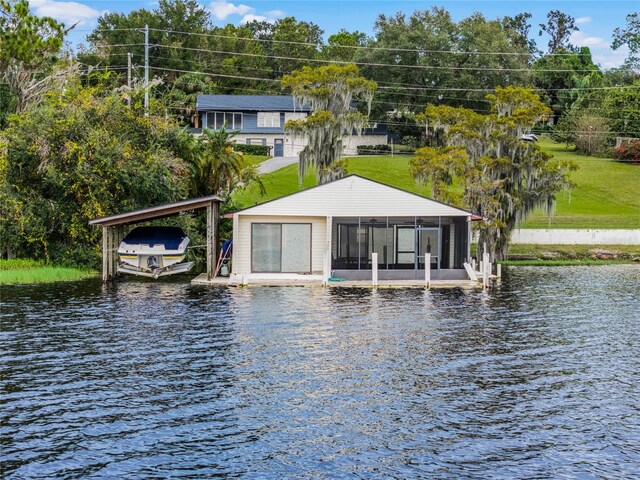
[196,95,311,112]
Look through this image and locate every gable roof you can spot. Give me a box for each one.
[196,95,311,112]
[234,175,477,218]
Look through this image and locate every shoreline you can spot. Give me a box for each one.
[500,244,639,266]
[2,246,637,286]
[0,260,97,285]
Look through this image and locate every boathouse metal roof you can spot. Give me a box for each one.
[89,195,223,227]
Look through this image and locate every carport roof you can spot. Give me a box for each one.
[89,195,223,227]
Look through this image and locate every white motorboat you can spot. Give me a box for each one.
[117,226,194,278]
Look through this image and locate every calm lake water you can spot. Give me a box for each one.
[1,265,639,479]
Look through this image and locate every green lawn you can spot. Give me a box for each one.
[243,154,270,167]
[234,138,640,229]
[520,139,640,229]
[234,155,436,207]
[0,259,97,284]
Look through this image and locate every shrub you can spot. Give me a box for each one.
[233,143,270,156]
[356,144,415,155]
[613,140,640,164]
[357,144,390,154]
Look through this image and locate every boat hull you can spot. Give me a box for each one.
[118,261,194,278]
[117,226,193,278]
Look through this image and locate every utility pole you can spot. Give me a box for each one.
[127,52,132,107]
[144,24,149,117]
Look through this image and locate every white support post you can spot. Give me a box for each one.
[472,258,476,271]
[323,249,331,286]
[482,252,490,288]
[372,252,378,287]
[324,216,332,286]
[497,263,502,279]
[425,253,431,288]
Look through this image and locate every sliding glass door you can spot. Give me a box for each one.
[252,223,311,273]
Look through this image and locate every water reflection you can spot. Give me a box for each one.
[1,265,639,478]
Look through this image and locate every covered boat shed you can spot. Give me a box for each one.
[89,195,223,282]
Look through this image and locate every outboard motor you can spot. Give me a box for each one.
[147,256,159,270]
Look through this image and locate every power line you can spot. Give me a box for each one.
[150,43,606,74]
[97,42,640,91]
[90,26,595,58]
[84,61,640,125]
[110,53,635,104]
[150,65,280,84]
[90,59,640,119]
[144,54,498,98]
[90,42,145,48]
[144,62,638,94]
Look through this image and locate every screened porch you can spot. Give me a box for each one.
[331,216,470,280]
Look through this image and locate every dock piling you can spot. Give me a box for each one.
[425,253,431,288]
[372,252,378,287]
[482,252,490,288]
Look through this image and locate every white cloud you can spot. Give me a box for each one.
[30,0,102,26]
[570,31,608,48]
[265,10,285,17]
[593,45,629,69]
[240,13,271,24]
[209,1,253,21]
[575,16,592,25]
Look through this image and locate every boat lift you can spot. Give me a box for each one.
[89,195,223,282]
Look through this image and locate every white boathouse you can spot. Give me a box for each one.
[222,175,478,284]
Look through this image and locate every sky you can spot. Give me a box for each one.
[31,0,636,69]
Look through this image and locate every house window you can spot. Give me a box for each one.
[246,138,266,145]
[257,112,281,128]
[251,223,311,273]
[206,112,243,130]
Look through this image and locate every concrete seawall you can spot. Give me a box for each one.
[510,229,640,245]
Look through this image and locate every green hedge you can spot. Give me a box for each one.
[233,144,271,156]
[357,144,391,154]
[356,144,415,155]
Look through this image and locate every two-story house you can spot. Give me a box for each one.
[195,94,388,157]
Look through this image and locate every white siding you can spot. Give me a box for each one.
[232,215,327,276]
[238,176,471,218]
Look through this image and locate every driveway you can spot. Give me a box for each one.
[258,156,299,174]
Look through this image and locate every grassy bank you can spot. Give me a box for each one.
[519,139,640,229]
[500,244,640,266]
[234,155,433,207]
[243,154,270,167]
[0,259,97,285]
[235,138,640,229]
